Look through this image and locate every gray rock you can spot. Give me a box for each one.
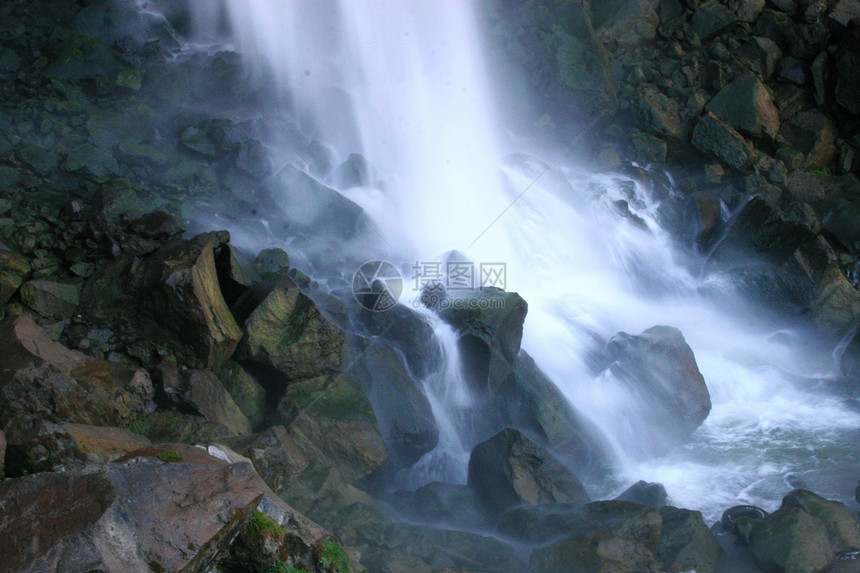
[777,56,808,85]
[638,84,683,140]
[467,428,590,517]
[19,280,80,319]
[597,0,661,47]
[835,42,860,114]
[0,250,30,307]
[64,143,120,177]
[811,264,860,335]
[254,248,290,276]
[691,2,739,40]
[180,126,217,157]
[222,426,309,496]
[739,36,783,78]
[659,506,723,573]
[218,360,267,428]
[412,481,487,528]
[0,166,22,189]
[730,0,766,21]
[781,109,838,170]
[528,531,660,573]
[17,145,59,174]
[605,326,712,439]
[767,0,797,12]
[692,112,758,170]
[0,445,264,572]
[616,481,668,509]
[829,0,860,26]
[0,429,5,478]
[235,139,271,178]
[705,72,780,138]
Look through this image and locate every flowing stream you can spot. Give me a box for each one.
[189,0,860,522]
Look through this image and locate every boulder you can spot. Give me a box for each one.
[820,177,860,254]
[215,246,261,305]
[266,166,364,238]
[254,248,290,276]
[17,145,59,174]
[830,1,860,26]
[222,426,309,496]
[332,152,371,188]
[780,109,838,170]
[748,490,860,573]
[0,444,264,572]
[411,482,488,528]
[705,72,780,139]
[153,363,252,436]
[528,531,661,573]
[467,428,590,516]
[0,429,5,478]
[658,506,723,573]
[616,481,668,509]
[142,233,243,371]
[728,0,767,21]
[63,143,120,178]
[0,316,154,443]
[275,373,386,483]
[19,280,80,319]
[0,250,30,306]
[691,2,739,40]
[496,500,663,551]
[596,0,661,47]
[638,85,683,140]
[353,340,438,465]
[604,325,711,438]
[835,40,860,114]
[234,275,345,382]
[439,289,528,395]
[180,125,217,157]
[811,264,860,335]
[218,360,267,429]
[692,112,758,170]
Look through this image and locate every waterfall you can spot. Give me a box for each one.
[190,0,860,520]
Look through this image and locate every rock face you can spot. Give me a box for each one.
[747,489,860,572]
[0,316,154,443]
[658,506,723,573]
[705,72,780,138]
[604,325,711,439]
[467,428,590,516]
[142,233,243,371]
[692,112,759,170]
[0,445,265,573]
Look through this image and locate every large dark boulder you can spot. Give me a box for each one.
[222,426,309,497]
[658,506,722,573]
[528,530,661,573]
[0,250,29,307]
[352,340,438,465]
[747,489,860,572]
[692,112,758,170]
[705,72,780,139]
[780,110,839,170]
[467,428,590,517]
[704,197,833,313]
[439,288,528,396]
[0,445,264,572]
[142,232,243,371]
[615,481,667,509]
[604,325,712,440]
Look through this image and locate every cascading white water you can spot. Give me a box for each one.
[192,0,860,520]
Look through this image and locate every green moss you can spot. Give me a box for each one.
[241,510,285,545]
[156,449,182,463]
[813,167,831,178]
[318,541,351,573]
[264,560,311,573]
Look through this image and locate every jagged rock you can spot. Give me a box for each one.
[658,506,722,573]
[631,131,668,163]
[353,340,438,465]
[254,247,290,276]
[215,246,261,306]
[0,316,154,443]
[820,176,860,254]
[768,0,797,11]
[60,423,151,461]
[142,233,243,371]
[180,125,217,157]
[128,210,185,240]
[332,152,371,187]
[830,0,860,26]
[63,143,120,177]
[691,2,739,40]
[356,303,442,379]
[266,166,364,238]
[781,110,838,171]
[596,0,661,47]
[638,84,683,140]
[491,350,608,467]
[616,481,668,509]
[811,264,860,334]
[692,112,758,170]
[0,250,30,306]
[0,444,264,572]
[17,145,59,173]
[467,428,589,517]
[275,373,386,483]
[728,0,767,21]
[705,72,780,139]
[604,326,711,438]
[439,289,528,395]
[739,36,783,79]
[234,275,345,382]
[528,531,661,573]
[222,426,309,496]
[0,166,22,189]
[218,360,267,428]
[19,280,80,319]
[747,490,860,573]
[235,139,271,178]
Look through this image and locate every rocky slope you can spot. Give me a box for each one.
[0,1,859,572]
